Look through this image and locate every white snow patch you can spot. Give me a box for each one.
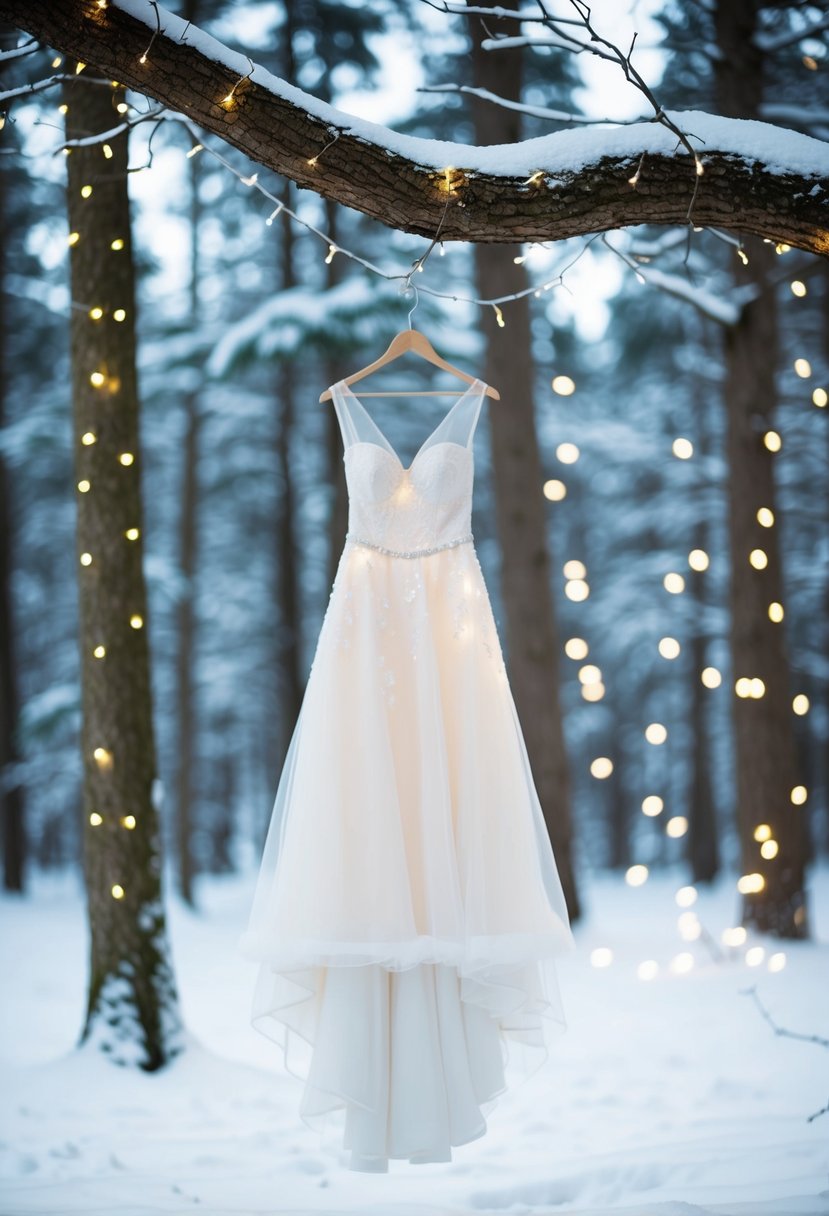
[2,864,828,1213]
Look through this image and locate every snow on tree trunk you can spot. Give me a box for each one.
[714,0,809,939]
[63,69,185,1064]
[470,7,580,924]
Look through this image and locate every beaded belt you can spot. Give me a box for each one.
[345,531,474,558]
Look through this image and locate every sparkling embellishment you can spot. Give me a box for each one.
[345,532,474,558]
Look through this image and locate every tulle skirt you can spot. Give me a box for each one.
[237,537,576,1170]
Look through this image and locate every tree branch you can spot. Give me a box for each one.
[1,0,827,255]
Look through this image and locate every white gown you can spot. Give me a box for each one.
[237,378,576,1171]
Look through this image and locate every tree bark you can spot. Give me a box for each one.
[1,0,826,254]
[715,0,809,938]
[174,66,203,907]
[0,56,25,894]
[471,12,580,923]
[64,69,184,1063]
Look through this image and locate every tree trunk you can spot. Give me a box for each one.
[687,536,719,884]
[0,58,25,893]
[2,0,826,254]
[64,70,184,1064]
[470,12,580,923]
[687,376,719,884]
[174,85,203,907]
[715,0,809,937]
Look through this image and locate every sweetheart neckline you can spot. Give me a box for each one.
[335,378,484,473]
[343,439,472,475]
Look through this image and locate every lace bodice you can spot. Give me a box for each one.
[330,379,487,556]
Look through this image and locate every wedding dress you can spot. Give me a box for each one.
[237,377,576,1171]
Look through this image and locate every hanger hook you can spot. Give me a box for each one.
[406,283,420,329]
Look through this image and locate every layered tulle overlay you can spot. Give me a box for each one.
[237,379,576,1170]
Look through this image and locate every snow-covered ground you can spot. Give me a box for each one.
[1,863,828,1215]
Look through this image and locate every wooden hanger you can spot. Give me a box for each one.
[318,328,500,401]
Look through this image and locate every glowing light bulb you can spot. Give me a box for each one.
[675,886,697,907]
[768,601,784,622]
[701,667,721,688]
[760,839,778,859]
[663,572,685,594]
[90,371,105,387]
[80,552,93,566]
[81,431,96,445]
[792,694,809,715]
[590,756,613,779]
[93,645,106,658]
[68,231,80,246]
[658,637,680,659]
[672,437,693,459]
[749,548,768,570]
[582,682,605,702]
[591,948,612,968]
[790,280,807,297]
[552,375,575,396]
[130,614,143,629]
[102,143,113,159]
[111,238,125,251]
[89,307,103,321]
[645,723,667,745]
[113,308,126,322]
[563,560,586,580]
[77,479,91,493]
[121,815,136,829]
[119,452,134,466]
[768,952,786,972]
[642,795,663,817]
[89,812,103,825]
[493,305,505,328]
[666,816,688,838]
[763,430,781,452]
[543,479,566,501]
[756,507,774,528]
[737,872,765,893]
[794,358,812,378]
[813,388,827,408]
[556,443,579,464]
[670,952,694,973]
[722,927,746,946]
[125,527,140,540]
[790,785,807,805]
[80,184,93,198]
[93,746,113,770]
[688,549,709,571]
[564,579,589,602]
[637,960,658,980]
[116,102,128,114]
[111,884,125,899]
[564,638,588,660]
[626,864,648,886]
[745,946,765,966]
[735,677,752,698]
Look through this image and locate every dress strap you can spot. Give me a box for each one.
[329,381,396,456]
[420,379,487,456]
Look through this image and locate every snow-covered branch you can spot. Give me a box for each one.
[0,0,827,255]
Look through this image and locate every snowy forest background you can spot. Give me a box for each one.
[2,0,829,1210]
[2,0,826,901]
